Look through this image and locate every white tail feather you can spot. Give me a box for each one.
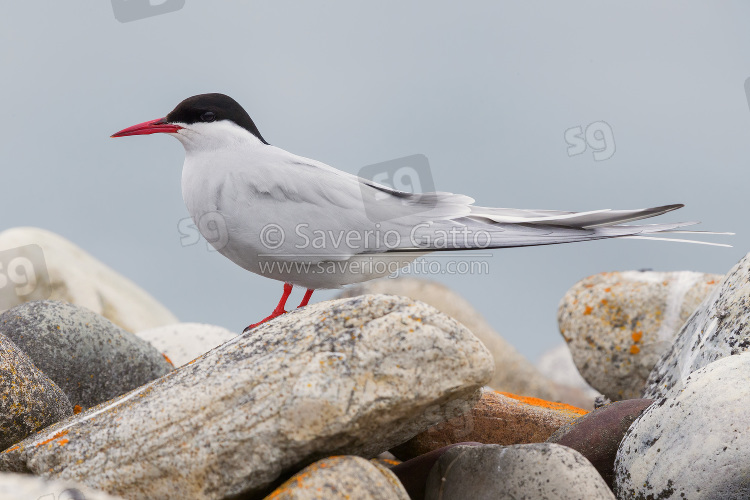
[624,236,733,247]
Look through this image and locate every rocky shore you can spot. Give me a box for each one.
[1,227,748,499]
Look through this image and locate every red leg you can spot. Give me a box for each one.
[243,283,293,332]
[297,289,315,308]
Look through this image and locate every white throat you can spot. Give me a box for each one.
[171,120,266,154]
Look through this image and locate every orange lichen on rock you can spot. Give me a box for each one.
[3,445,19,453]
[583,305,593,315]
[58,438,69,446]
[36,429,69,447]
[266,458,344,498]
[73,405,83,415]
[496,391,588,416]
[379,458,400,467]
[629,345,641,355]
[631,331,643,343]
[390,389,590,460]
[267,456,404,499]
[162,353,174,366]
[601,299,608,305]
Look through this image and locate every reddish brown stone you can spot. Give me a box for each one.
[547,398,654,487]
[390,389,587,461]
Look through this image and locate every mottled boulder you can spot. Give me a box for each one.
[0,295,493,500]
[339,277,569,401]
[0,301,173,410]
[265,456,408,500]
[644,253,750,398]
[391,388,587,460]
[134,322,237,366]
[547,398,654,487]
[0,227,177,332]
[558,270,719,400]
[0,471,123,499]
[616,352,750,499]
[425,443,615,500]
[0,333,72,451]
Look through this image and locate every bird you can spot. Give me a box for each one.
[111,93,730,332]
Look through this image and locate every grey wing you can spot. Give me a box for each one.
[225,150,478,261]
[234,149,729,259]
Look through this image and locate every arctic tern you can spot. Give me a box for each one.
[111,93,729,331]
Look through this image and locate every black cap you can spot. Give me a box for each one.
[166,93,269,145]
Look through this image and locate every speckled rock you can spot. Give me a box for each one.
[339,277,569,401]
[391,388,587,461]
[547,398,654,487]
[644,253,750,398]
[558,270,720,400]
[265,456,409,500]
[0,301,173,410]
[0,333,72,451]
[134,322,237,366]
[0,227,177,332]
[425,443,615,500]
[0,471,123,499]
[616,352,750,499]
[0,295,493,500]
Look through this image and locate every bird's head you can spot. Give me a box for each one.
[111,93,269,149]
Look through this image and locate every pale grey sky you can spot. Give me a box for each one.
[1,2,747,360]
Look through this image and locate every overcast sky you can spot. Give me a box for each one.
[1,2,747,360]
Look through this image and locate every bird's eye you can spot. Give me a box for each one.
[200,111,216,122]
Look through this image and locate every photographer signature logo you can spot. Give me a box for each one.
[565,121,616,161]
[111,0,185,23]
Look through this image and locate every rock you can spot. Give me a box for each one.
[0,471,123,500]
[339,277,567,401]
[616,352,750,499]
[0,227,177,332]
[373,450,400,463]
[0,301,173,410]
[558,270,720,400]
[536,342,599,408]
[547,398,654,487]
[390,443,481,500]
[425,443,616,500]
[0,333,72,451]
[594,395,612,409]
[265,456,409,500]
[134,322,237,366]
[0,295,493,500]
[644,253,750,398]
[390,388,587,461]
[371,455,401,469]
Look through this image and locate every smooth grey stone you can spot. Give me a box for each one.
[425,443,615,499]
[0,300,172,410]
